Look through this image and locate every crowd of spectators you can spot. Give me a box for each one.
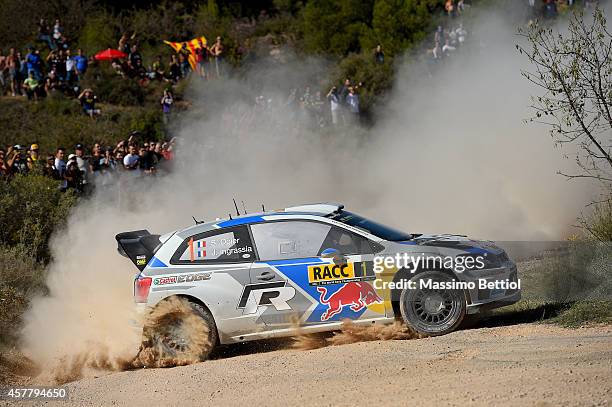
[0,135,176,192]
[0,18,225,121]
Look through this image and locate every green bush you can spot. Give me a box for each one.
[0,173,76,262]
[0,246,47,346]
[581,198,612,242]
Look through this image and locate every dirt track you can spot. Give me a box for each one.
[53,323,612,406]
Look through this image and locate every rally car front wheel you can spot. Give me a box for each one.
[399,270,466,336]
[140,297,218,366]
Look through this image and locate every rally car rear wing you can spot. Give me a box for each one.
[116,230,161,271]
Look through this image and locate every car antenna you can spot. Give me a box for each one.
[229,213,233,220]
[242,200,247,214]
[192,216,203,225]
[233,198,240,216]
[262,203,265,212]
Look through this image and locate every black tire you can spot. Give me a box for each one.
[141,297,218,365]
[399,270,466,336]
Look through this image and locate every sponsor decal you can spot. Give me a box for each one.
[153,272,211,285]
[238,282,296,315]
[317,282,383,321]
[308,262,360,286]
[154,276,178,285]
[136,255,147,266]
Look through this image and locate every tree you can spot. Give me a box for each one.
[518,8,612,186]
[369,0,437,56]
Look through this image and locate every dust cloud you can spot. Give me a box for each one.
[292,320,421,351]
[19,6,601,382]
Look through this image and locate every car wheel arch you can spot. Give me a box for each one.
[390,266,460,320]
[155,293,220,344]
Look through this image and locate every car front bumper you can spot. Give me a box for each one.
[462,263,521,313]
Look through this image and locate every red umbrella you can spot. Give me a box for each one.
[94,48,128,61]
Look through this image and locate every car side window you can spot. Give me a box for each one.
[250,221,331,261]
[318,226,375,255]
[171,225,255,264]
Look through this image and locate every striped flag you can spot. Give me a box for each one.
[164,36,207,70]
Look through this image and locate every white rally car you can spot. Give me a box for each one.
[117,203,519,360]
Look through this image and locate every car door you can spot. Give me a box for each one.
[307,225,386,323]
[248,220,332,328]
[249,220,387,329]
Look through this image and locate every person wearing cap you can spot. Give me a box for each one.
[7,145,29,175]
[27,144,40,170]
[65,154,83,191]
[74,143,89,184]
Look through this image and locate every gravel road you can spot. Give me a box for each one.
[54,323,612,406]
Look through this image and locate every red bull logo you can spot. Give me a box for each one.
[317,282,383,321]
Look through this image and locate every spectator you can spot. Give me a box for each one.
[89,143,103,175]
[27,144,40,170]
[326,86,340,126]
[7,145,29,175]
[44,70,61,94]
[161,89,173,124]
[445,0,456,17]
[46,50,61,77]
[118,32,135,55]
[74,144,89,184]
[7,48,19,96]
[65,49,76,84]
[374,44,385,64]
[346,87,360,123]
[456,23,467,44]
[128,44,142,72]
[52,19,63,46]
[178,53,190,78]
[210,36,224,78]
[123,145,140,171]
[152,55,166,81]
[65,154,83,191]
[23,71,44,101]
[54,147,67,190]
[0,149,7,176]
[42,154,60,179]
[154,142,164,162]
[38,18,54,50]
[78,88,100,118]
[74,49,88,78]
[457,0,465,14]
[442,38,456,56]
[100,148,117,173]
[169,55,181,82]
[0,50,6,94]
[25,47,42,79]
[139,145,157,174]
[17,51,27,89]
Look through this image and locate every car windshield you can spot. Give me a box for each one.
[328,210,413,241]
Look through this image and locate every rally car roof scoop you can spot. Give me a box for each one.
[116,229,161,271]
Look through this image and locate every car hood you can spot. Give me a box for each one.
[399,234,505,255]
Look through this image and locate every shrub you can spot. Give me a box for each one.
[0,246,47,345]
[0,173,76,262]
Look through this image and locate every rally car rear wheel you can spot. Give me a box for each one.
[399,270,466,336]
[141,298,218,366]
